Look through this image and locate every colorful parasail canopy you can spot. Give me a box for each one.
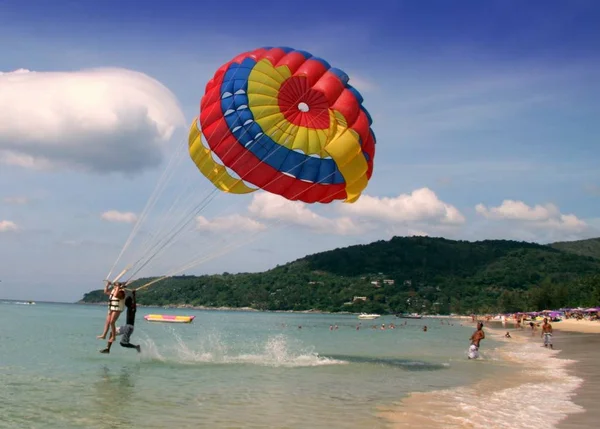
[188,46,376,204]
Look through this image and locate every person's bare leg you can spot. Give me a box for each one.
[97,312,112,339]
[108,311,121,342]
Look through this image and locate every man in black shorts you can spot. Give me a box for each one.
[100,289,141,354]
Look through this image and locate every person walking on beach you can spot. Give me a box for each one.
[541,318,553,349]
[100,289,141,354]
[468,322,485,359]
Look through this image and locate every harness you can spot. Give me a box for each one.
[108,288,125,312]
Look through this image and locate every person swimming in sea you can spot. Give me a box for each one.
[97,281,125,344]
[100,289,141,354]
[468,322,485,359]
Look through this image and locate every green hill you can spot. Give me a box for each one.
[80,236,600,315]
[549,238,600,260]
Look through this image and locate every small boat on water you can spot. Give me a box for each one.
[144,314,195,323]
[358,313,381,320]
[396,313,422,319]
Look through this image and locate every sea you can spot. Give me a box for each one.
[0,301,584,428]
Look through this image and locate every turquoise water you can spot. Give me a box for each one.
[0,301,504,428]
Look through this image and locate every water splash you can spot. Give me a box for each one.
[139,336,166,362]
[141,331,346,368]
[231,334,344,367]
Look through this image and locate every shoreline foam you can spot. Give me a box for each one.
[380,321,590,428]
[554,331,600,428]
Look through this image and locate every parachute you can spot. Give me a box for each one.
[188,46,376,205]
[108,47,376,289]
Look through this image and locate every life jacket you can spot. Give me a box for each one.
[108,288,125,312]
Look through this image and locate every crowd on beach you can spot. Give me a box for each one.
[479,306,600,327]
[563,308,600,321]
[470,306,600,352]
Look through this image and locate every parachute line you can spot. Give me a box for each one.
[134,168,339,292]
[108,61,295,280]
[106,140,187,280]
[108,47,372,289]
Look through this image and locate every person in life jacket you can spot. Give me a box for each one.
[97,281,126,348]
[100,289,141,354]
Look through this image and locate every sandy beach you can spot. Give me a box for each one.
[381,317,600,428]
[554,322,600,428]
[502,318,600,428]
[553,318,600,334]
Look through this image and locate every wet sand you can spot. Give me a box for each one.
[555,329,600,428]
[485,320,600,428]
[493,318,600,427]
[381,319,600,428]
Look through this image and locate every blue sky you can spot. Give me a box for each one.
[1,0,599,301]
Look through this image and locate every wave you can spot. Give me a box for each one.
[0,301,35,305]
[324,354,450,371]
[380,331,584,428]
[138,332,347,368]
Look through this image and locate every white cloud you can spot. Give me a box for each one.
[348,76,377,93]
[245,189,465,237]
[248,193,364,235]
[0,68,185,174]
[436,177,453,187]
[408,229,429,237]
[3,196,29,205]
[0,220,18,232]
[383,62,596,142]
[339,188,465,225]
[475,200,588,233]
[584,184,600,197]
[62,240,80,246]
[588,218,600,231]
[196,214,266,233]
[101,210,138,224]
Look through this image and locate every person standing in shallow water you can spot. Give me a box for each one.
[541,317,553,349]
[100,289,141,354]
[468,322,485,359]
